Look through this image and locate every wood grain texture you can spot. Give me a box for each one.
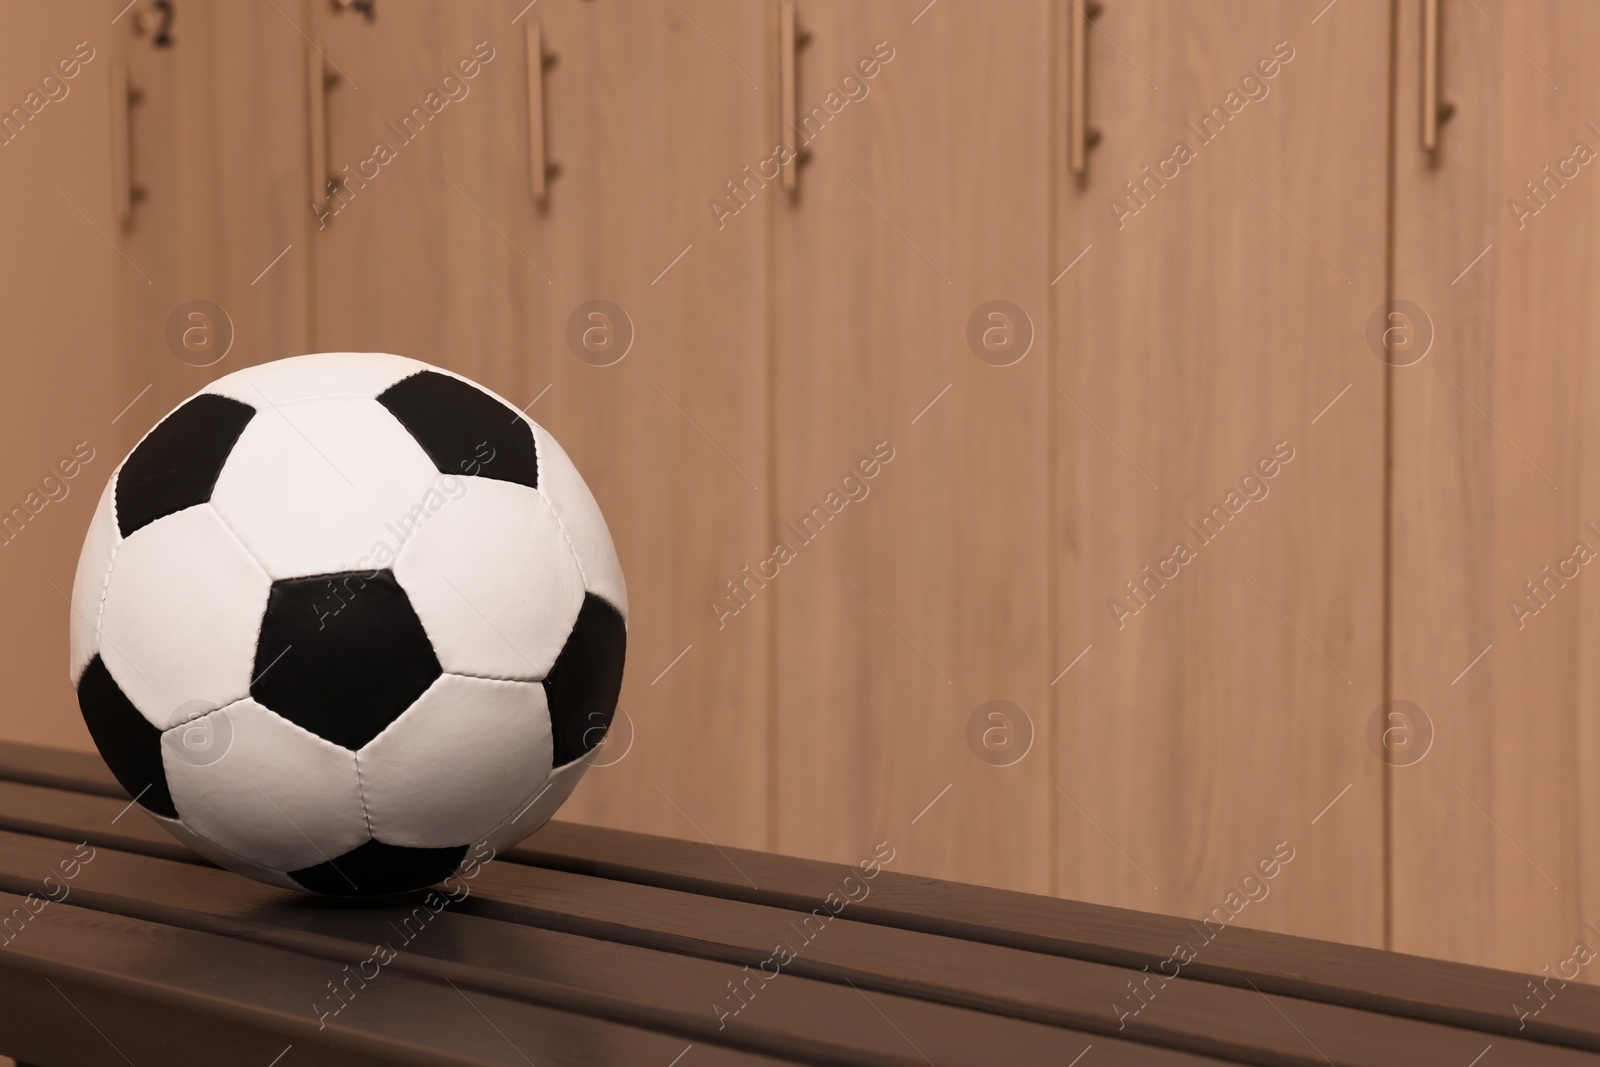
[1390,0,1600,978]
[770,0,1057,895]
[307,0,774,851]
[1052,0,1390,944]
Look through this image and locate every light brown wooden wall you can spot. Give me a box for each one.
[772,0,1056,895]
[1391,0,1600,977]
[4,0,1598,979]
[0,2,121,751]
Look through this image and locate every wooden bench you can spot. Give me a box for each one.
[0,740,1596,1066]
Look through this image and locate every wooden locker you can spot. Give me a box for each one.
[771,0,1057,893]
[1052,0,1390,945]
[1392,0,1600,976]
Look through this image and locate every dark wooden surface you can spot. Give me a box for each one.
[1,742,1598,1065]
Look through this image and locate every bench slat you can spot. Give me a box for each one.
[0,741,123,799]
[511,823,1600,1049]
[0,888,792,1067]
[0,829,1223,1067]
[3,742,1595,1062]
[1,786,1594,1066]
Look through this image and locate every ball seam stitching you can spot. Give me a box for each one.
[353,750,376,838]
[535,478,592,595]
[443,669,545,685]
[88,506,123,680]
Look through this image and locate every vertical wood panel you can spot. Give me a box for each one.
[116,0,313,439]
[773,0,1055,892]
[533,0,773,850]
[310,0,774,849]
[308,1,530,390]
[1391,0,1600,976]
[1053,0,1389,943]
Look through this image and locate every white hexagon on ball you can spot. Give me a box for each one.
[211,396,441,579]
[358,674,554,849]
[393,477,585,681]
[96,503,269,725]
[164,698,369,873]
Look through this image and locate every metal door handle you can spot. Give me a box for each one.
[526,22,559,204]
[307,45,332,213]
[1421,0,1455,152]
[781,0,798,192]
[111,62,141,226]
[1069,1,1103,177]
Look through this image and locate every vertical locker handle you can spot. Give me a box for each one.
[781,0,797,193]
[1421,0,1440,151]
[308,45,330,212]
[111,62,135,226]
[1069,1,1102,178]
[1421,0,1454,152]
[526,22,558,204]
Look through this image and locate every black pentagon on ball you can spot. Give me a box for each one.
[76,655,177,818]
[376,370,539,489]
[545,593,627,767]
[289,838,468,896]
[116,393,256,537]
[252,570,441,750]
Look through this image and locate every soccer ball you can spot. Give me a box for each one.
[68,353,627,895]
